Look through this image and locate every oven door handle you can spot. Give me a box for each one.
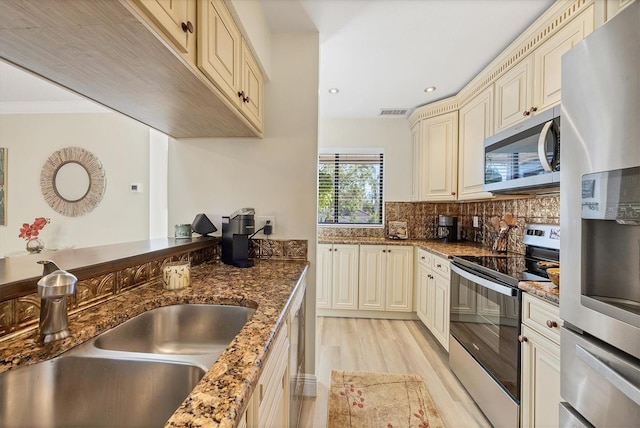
[451,264,517,297]
[576,344,640,406]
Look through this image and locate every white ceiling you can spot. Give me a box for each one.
[0,0,555,119]
[261,0,555,119]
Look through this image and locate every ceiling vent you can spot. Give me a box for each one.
[379,108,410,117]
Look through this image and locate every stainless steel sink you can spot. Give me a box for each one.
[93,304,255,356]
[0,356,205,427]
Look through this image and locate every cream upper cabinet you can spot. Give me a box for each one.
[240,39,264,130]
[458,86,494,200]
[198,0,242,108]
[359,245,413,312]
[129,0,196,61]
[533,5,595,113]
[418,111,459,201]
[410,122,421,201]
[494,56,534,132]
[495,5,595,132]
[606,0,636,20]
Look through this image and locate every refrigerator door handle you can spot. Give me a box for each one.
[537,120,556,172]
[576,344,640,406]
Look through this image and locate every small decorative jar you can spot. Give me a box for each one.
[162,261,190,290]
[26,238,45,254]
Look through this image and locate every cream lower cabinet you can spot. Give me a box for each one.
[316,244,359,310]
[520,293,562,428]
[359,245,413,312]
[245,321,289,428]
[414,248,450,351]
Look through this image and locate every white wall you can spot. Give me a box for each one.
[0,112,151,256]
[168,32,320,375]
[319,118,412,201]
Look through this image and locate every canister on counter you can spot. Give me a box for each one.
[174,224,192,238]
[162,261,190,290]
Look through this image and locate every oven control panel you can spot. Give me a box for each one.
[523,223,560,250]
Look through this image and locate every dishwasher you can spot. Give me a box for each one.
[289,284,306,428]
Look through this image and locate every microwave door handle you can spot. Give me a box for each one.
[537,120,555,172]
[575,344,640,406]
[451,264,517,297]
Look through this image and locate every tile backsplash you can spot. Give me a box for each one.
[318,194,560,255]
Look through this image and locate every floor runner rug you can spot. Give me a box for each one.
[328,370,446,428]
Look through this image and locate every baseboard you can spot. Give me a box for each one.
[302,374,317,397]
[317,309,419,320]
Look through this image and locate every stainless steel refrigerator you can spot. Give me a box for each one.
[559,2,640,427]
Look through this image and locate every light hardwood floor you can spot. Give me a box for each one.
[299,317,492,428]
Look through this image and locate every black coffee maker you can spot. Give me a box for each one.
[438,215,458,242]
[222,208,255,268]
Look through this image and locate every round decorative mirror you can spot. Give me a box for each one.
[40,147,106,217]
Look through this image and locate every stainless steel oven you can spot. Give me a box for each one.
[449,260,522,428]
[450,223,560,428]
[560,4,640,426]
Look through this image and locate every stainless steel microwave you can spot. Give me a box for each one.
[484,105,560,193]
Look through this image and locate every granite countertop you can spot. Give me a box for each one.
[319,236,518,259]
[0,259,309,428]
[518,281,559,304]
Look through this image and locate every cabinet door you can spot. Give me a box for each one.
[420,112,459,201]
[520,325,561,428]
[257,323,289,428]
[198,0,242,107]
[495,56,533,132]
[132,0,196,55]
[410,121,421,201]
[533,5,594,112]
[331,245,359,310]
[431,273,450,351]
[385,246,414,312]
[458,86,494,200]
[416,264,430,326]
[358,245,385,311]
[607,0,635,20]
[316,244,333,309]
[240,39,264,130]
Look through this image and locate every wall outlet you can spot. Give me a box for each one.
[257,216,275,235]
[130,183,143,193]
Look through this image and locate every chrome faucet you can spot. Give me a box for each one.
[36,260,77,345]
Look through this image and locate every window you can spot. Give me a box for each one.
[318,153,384,225]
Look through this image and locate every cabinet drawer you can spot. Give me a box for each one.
[416,248,432,268]
[432,254,450,278]
[522,293,561,343]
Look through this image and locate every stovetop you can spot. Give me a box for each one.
[452,223,560,288]
[453,254,552,287]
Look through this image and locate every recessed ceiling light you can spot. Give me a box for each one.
[328,88,340,94]
[424,86,436,93]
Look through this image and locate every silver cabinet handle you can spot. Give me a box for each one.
[537,120,556,172]
[576,344,640,406]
